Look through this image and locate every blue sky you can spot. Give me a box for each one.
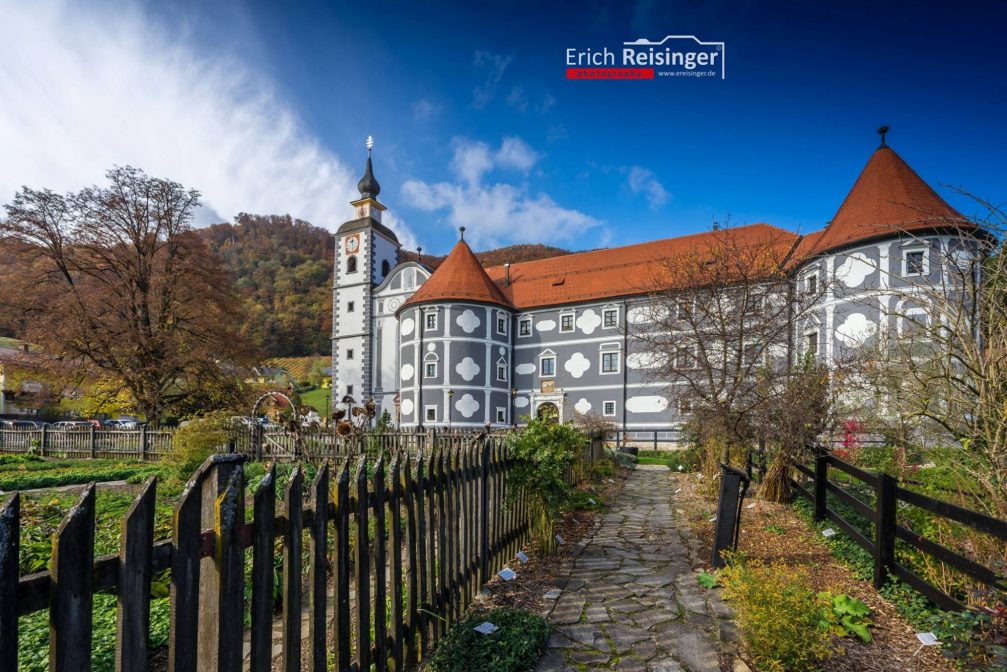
[2,0,1005,254]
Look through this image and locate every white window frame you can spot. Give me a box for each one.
[805,330,819,357]
[518,316,533,337]
[423,352,439,379]
[496,357,508,382]
[602,306,620,329]
[676,297,693,321]
[559,310,576,333]
[424,309,438,331]
[539,351,557,378]
[675,346,695,370]
[804,271,818,296]
[496,312,508,336]
[599,343,621,375]
[903,247,929,277]
[495,407,507,423]
[602,400,617,417]
[424,405,438,422]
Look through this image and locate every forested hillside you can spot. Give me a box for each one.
[200,214,334,358]
[201,215,574,357]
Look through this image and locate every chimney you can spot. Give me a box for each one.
[712,220,720,231]
[504,263,511,287]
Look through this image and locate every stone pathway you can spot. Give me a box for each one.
[537,466,739,672]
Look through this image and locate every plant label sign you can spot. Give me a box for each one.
[588,498,596,505]
[708,516,717,522]
[555,534,565,545]
[821,528,836,538]
[544,588,562,600]
[516,551,529,563]
[498,568,517,581]
[474,622,499,635]
[916,632,940,645]
[746,503,755,509]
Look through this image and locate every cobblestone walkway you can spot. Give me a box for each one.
[537,466,738,672]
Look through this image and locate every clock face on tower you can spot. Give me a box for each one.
[345,234,360,255]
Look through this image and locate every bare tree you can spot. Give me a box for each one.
[630,224,829,468]
[0,166,256,422]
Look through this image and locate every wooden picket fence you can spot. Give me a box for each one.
[790,449,1007,611]
[0,434,553,671]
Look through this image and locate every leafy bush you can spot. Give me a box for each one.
[506,419,583,554]
[818,592,872,642]
[163,411,238,479]
[428,608,549,672]
[720,557,834,672]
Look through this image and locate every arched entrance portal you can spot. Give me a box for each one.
[536,402,559,423]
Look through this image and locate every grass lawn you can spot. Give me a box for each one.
[299,386,331,414]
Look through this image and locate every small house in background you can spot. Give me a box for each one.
[249,365,295,388]
[262,356,331,389]
[0,338,54,418]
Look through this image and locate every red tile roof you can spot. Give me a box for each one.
[401,238,514,310]
[800,145,972,257]
[483,224,799,309]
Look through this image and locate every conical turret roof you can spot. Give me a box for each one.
[805,144,971,256]
[401,236,513,311]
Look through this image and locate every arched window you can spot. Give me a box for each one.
[382,259,391,277]
[347,256,358,273]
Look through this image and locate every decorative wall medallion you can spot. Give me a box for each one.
[626,396,669,413]
[515,363,536,375]
[563,352,591,378]
[535,319,556,332]
[400,364,414,381]
[576,309,602,334]
[400,398,414,416]
[574,398,592,414]
[456,309,480,333]
[455,357,480,381]
[514,396,530,408]
[400,317,415,336]
[455,393,479,418]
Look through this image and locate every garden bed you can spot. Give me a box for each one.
[673,472,956,672]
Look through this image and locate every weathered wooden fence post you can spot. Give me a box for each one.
[0,493,19,670]
[196,455,244,672]
[282,466,303,672]
[115,478,156,672]
[139,426,148,461]
[479,440,491,586]
[89,425,97,459]
[50,484,96,672]
[250,465,276,672]
[307,463,329,672]
[874,472,897,589]
[813,449,828,522]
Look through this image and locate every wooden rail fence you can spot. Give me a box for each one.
[0,433,556,670]
[790,449,1007,611]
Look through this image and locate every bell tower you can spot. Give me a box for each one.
[332,137,401,414]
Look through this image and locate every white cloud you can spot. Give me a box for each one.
[411,98,441,121]
[401,137,601,247]
[472,51,512,109]
[0,0,417,248]
[625,166,669,210]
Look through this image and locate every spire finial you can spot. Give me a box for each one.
[417,246,422,263]
[877,125,890,148]
[356,137,381,199]
[459,226,466,240]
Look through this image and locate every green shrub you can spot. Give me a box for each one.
[428,608,549,672]
[637,446,702,471]
[506,419,583,554]
[720,557,834,672]
[163,411,238,479]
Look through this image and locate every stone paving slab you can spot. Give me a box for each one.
[537,468,736,672]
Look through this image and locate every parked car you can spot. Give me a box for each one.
[1,420,45,429]
[52,421,92,431]
[118,420,144,430]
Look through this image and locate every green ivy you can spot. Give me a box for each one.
[427,608,549,672]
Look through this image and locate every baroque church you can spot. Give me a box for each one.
[331,132,977,432]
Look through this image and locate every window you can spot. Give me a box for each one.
[496,358,508,382]
[496,313,508,335]
[347,301,355,313]
[347,256,358,273]
[381,259,391,277]
[676,298,692,320]
[675,348,694,369]
[495,407,506,423]
[518,317,532,337]
[424,361,438,378]
[904,249,926,276]
[602,401,617,417]
[601,351,620,374]
[346,349,354,360]
[425,311,438,331]
[346,385,354,397]
[559,312,575,333]
[425,406,438,422]
[748,294,764,315]
[404,268,416,290]
[805,273,817,296]
[806,331,818,357]
[540,355,556,377]
[603,307,619,328]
